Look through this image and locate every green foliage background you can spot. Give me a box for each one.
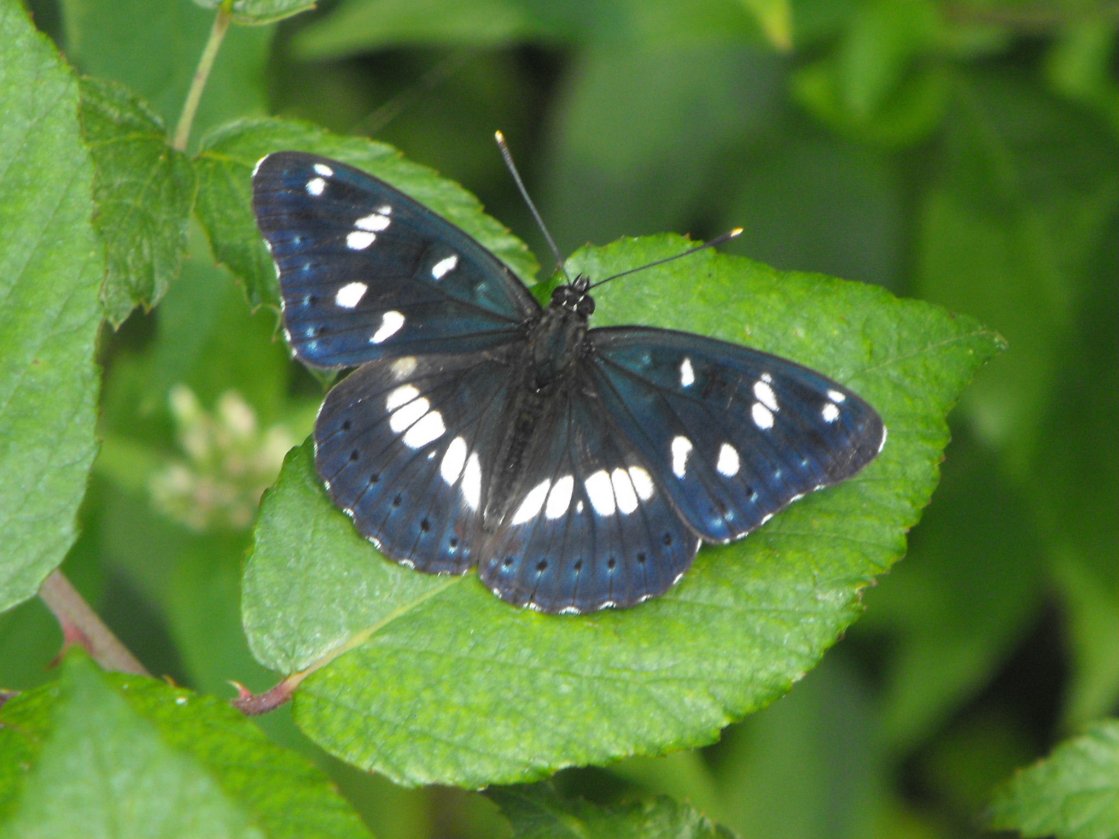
[0,0,1116,837]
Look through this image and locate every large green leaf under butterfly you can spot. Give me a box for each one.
[242,140,1003,786]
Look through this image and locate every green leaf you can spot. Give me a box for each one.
[790,0,946,146]
[538,44,771,253]
[78,76,196,326]
[244,231,1003,786]
[834,0,940,118]
[293,0,761,58]
[736,0,791,50]
[192,0,316,25]
[718,134,904,285]
[856,441,1045,753]
[916,71,1118,472]
[489,783,738,838]
[793,60,949,147]
[0,0,102,613]
[61,0,272,145]
[705,657,887,837]
[0,652,370,839]
[195,117,537,308]
[988,719,1119,839]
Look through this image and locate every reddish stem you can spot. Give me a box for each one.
[231,674,305,715]
[38,570,149,676]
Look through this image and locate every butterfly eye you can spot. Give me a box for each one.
[550,286,576,308]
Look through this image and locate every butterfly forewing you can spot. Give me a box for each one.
[478,375,698,613]
[315,350,523,574]
[252,152,539,368]
[589,327,885,543]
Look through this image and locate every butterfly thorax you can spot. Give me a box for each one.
[525,278,595,390]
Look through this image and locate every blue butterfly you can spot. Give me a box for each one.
[252,151,886,614]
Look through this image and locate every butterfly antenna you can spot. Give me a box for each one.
[495,131,567,277]
[358,50,476,135]
[587,227,743,290]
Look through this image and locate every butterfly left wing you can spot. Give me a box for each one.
[588,327,886,543]
[314,349,526,575]
[253,152,540,369]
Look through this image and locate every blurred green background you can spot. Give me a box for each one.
[6,0,1118,836]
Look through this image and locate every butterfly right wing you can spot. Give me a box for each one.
[253,152,540,369]
[314,350,522,575]
[588,327,886,544]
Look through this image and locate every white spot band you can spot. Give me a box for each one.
[717,443,740,477]
[335,281,367,308]
[585,470,616,516]
[751,403,775,430]
[370,310,405,344]
[671,436,693,478]
[431,255,459,280]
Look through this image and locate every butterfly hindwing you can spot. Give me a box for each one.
[589,327,886,543]
[478,373,698,613]
[314,350,523,574]
[252,152,540,368]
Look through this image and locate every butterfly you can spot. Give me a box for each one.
[252,150,886,614]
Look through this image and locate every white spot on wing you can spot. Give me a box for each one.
[679,357,695,387]
[628,465,654,500]
[335,281,368,308]
[391,356,417,379]
[716,443,740,477]
[431,255,459,280]
[441,436,467,484]
[346,231,376,250]
[821,402,840,423]
[306,177,325,196]
[389,396,429,434]
[584,470,616,516]
[385,384,419,412]
[827,389,847,403]
[462,452,482,510]
[611,468,639,515]
[355,211,392,232]
[370,310,405,344]
[511,479,551,525]
[313,163,334,177]
[545,474,574,519]
[671,436,693,478]
[753,378,779,412]
[752,402,775,430]
[403,409,445,448]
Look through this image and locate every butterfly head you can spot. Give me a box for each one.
[551,276,595,318]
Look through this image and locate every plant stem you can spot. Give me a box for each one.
[172,1,234,152]
[231,673,308,715]
[38,570,149,676]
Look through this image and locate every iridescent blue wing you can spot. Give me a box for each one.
[478,379,699,613]
[588,327,886,543]
[314,350,522,575]
[252,152,540,368]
